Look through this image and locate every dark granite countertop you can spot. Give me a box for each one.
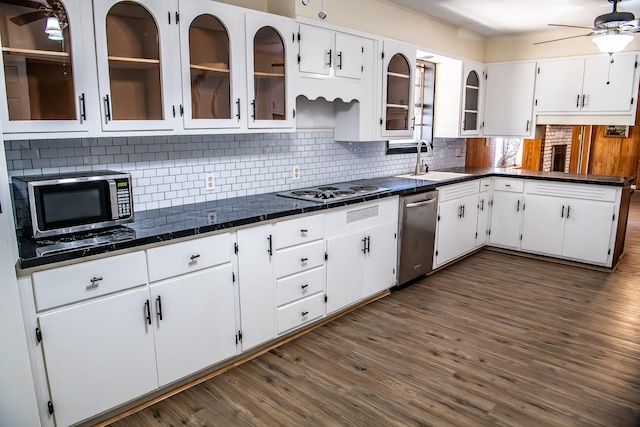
[17,167,634,269]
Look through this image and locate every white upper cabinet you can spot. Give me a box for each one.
[0,0,98,135]
[460,60,484,136]
[93,0,179,132]
[245,13,295,129]
[380,40,416,139]
[483,61,536,137]
[178,0,245,130]
[535,53,638,115]
[297,24,363,81]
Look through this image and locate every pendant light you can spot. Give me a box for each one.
[45,16,63,41]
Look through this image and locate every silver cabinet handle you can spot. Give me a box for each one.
[406,199,437,208]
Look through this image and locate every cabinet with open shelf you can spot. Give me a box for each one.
[93,0,179,132]
[0,0,97,134]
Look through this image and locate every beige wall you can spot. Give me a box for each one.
[486,28,640,62]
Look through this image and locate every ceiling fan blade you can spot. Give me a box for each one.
[0,0,48,9]
[547,23,596,30]
[9,10,51,26]
[533,32,596,45]
[621,18,640,31]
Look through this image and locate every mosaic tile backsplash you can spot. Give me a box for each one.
[4,132,466,212]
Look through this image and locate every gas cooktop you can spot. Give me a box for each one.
[277,183,390,203]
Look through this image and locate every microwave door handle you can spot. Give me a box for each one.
[108,179,119,219]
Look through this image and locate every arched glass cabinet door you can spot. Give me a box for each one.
[178,2,242,130]
[0,0,94,134]
[380,41,415,138]
[93,0,177,131]
[463,70,480,133]
[245,13,294,129]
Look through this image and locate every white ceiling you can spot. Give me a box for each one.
[385,0,640,37]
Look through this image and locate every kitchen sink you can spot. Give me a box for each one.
[396,171,472,181]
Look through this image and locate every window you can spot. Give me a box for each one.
[494,138,523,168]
[387,60,435,153]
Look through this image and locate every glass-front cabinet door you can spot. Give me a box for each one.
[380,41,415,138]
[179,0,243,130]
[245,13,294,129]
[93,0,178,132]
[460,60,484,136]
[0,0,96,135]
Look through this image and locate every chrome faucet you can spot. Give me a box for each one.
[415,139,433,175]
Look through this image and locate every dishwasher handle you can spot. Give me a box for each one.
[406,198,437,208]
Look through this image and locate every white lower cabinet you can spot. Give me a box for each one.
[434,181,480,268]
[476,178,492,248]
[520,181,617,266]
[38,287,158,427]
[325,197,399,314]
[150,265,237,387]
[274,215,326,335]
[488,178,524,249]
[237,224,275,351]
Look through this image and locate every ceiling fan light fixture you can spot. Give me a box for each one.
[592,33,633,53]
[44,16,61,35]
[47,30,63,41]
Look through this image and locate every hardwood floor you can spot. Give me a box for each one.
[110,192,640,427]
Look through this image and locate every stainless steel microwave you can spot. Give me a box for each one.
[12,170,134,238]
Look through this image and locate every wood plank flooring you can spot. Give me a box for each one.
[110,191,640,427]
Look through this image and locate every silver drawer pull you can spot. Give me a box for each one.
[87,276,103,290]
[190,254,200,261]
[300,229,308,235]
[301,284,309,291]
[301,257,308,263]
[301,311,309,317]
[505,184,511,187]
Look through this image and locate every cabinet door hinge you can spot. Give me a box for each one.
[613,214,616,221]
[488,229,491,236]
[435,250,439,256]
[381,51,385,59]
[297,54,301,64]
[535,99,538,106]
[361,46,364,53]
[324,252,328,261]
[484,73,488,80]
[180,105,184,116]
[631,97,635,105]
[475,232,478,238]
[234,242,238,254]
[232,272,236,283]
[379,118,383,125]
[537,66,540,74]
[175,11,179,23]
[297,32,300,42]
[394,232,397,239]
[520,234,523,240]
[238,330,242,342]
[35,327,42,343]
[437,215,440,221]
[293,108,296,118]
[47,401,54,415]
[635,60,638,69]
[324,295,328,302]
[523,204,525,210]
[608,248,611,255]
[172,105,176,117]
[361,65,364,72]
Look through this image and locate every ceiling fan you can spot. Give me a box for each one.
[535,0,639,53]
[0,0,67,29]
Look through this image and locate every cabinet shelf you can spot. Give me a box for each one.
[190,63,230,73]
[2,47,70,62]
[386,103,409,110]
[387,71,410,79]
[254,71,285,78]
[108,56,160,69]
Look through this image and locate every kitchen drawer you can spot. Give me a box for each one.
[275,214,324,249]
[437,180,480,202]
[32,251,147,311]
[493,178,524,193]
[479,178,492,193]
[276,240,324,278]
[276,266,324,306]
[147,233,232,282]
[277,292,325,334]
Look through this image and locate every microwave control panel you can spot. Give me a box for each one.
[115,178,132,219]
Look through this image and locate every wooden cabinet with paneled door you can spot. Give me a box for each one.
[178,0,245,130]
[93,0,179,132]
[0,0,98,134]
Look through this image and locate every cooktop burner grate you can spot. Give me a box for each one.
[278,183,390,203]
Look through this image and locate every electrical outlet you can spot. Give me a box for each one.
[292,165,300,180]
[205,173,215,190]
[207,211,217,224]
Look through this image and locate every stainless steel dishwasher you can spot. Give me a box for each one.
[397,191,438,286]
